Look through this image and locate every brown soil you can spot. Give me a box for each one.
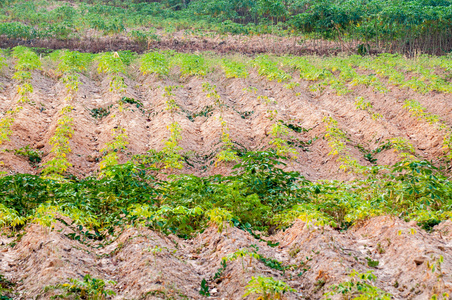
[0,33,366,57]
[1,217,451,299]
[1,53,452,299]
[0,56,450,180]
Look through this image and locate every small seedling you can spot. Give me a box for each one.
[199,279,210,297]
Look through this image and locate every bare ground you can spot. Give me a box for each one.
[0,217,451,299]
[0,33,365,57]
[0,56,450,179]
[1,54,452,299]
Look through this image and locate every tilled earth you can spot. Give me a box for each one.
[0,57,450,180]
[0,30,365,57]
[1,52,452,299]
[0,217,451,299]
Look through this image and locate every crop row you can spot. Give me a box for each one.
[1,49,451,96]
[0,47,41,174]
[0,50,451,300]
[1,48,451,172]
[0,48,451,244]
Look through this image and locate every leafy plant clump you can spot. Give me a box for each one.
[324,270,392,300]
[44,274,116,300]
[161,85,184,170]
[99,127,129,177]
[0,140,451,242]
[8,145,42,165]
[0,274,15,300]
[243,276,295,300]
[90,106,112,120]
[0,46,42,171]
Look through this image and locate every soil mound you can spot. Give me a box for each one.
[0,217,451,299]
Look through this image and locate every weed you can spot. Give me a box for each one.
[376,243,385,254]
[44,274,116,300]
[186,106,214,121]
[119,96,144,113]
[8,145,42,166]
[366,257,380,268]
[213,259,227,281]
[225,246,291,274]
[199,279,210,297]
[90,106,112,120]
[289,244,300,258]
[119,97,143,108]
[0,274,14,300]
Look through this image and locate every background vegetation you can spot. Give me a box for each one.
[0,0,451,54]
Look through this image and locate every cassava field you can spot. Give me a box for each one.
[0,0,452,299]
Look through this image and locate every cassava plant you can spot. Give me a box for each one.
[221,58,248,79]
[161,85,184,170]
[257,94,297,159]
[269,121,298,158]
[99,127,129,177]
[42,50,90,179]
[97,52,131,174]
[323,116,360,172]
[44,274,116,300]
[202,82,239,165]
[243,276,295,300]
[97,52,127,94]
[41,106,74,180]
[403,99,452,159]
[51,50,91,101]
[140,51,170,77]
[0,47,41,172]
[354,97,383,121]
[324,270,391,300]
[12,46,41,103]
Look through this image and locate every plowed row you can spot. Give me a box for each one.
[1,51,452,299]
[0,56,450,179]
[1,217,451,299]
